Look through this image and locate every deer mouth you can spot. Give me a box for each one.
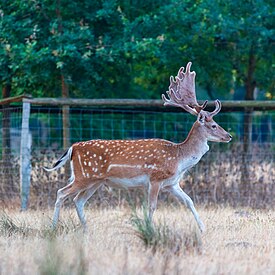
[222,134,232,143]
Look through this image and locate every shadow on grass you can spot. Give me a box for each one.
[0,211,81,239]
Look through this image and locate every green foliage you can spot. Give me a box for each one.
[0,0,274,99]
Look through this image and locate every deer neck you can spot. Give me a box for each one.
[179,122,209,159]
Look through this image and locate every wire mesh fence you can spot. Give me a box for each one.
[0,106,22,200]
[0,102,274,209]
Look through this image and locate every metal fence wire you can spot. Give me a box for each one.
[0,106,22,198]
[0,104,274,209]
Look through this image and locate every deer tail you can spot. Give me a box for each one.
[43,147,73,172]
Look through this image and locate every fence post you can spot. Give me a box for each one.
[20,101,32,210]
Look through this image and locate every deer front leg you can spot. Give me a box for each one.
[166,184,205,233]
[147,182,161,222]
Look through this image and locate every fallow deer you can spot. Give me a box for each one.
[44,62,232,232]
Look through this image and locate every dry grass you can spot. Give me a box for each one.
[0,206,274,275]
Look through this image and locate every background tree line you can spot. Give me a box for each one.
[0,0,274,101]
[0,0,274,191]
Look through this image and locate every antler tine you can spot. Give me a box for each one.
[162,92,182,108]
[195,100,208,113]
[162,62,208,116]
[185,62,192,74]
[169,73,182,101]
[210,100,222,117]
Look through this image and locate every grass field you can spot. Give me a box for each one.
[0,206,274,274]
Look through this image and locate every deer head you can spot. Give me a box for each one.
[196,100,232,143]
[162,62,232,143]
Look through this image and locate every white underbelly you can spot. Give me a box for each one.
[106,174,149,189]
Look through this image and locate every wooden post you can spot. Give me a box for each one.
[20,102,32,210]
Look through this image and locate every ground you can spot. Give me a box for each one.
[0,206,274,274]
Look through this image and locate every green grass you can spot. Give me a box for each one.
[130,206,202,254]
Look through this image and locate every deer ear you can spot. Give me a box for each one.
[197,113,205,125]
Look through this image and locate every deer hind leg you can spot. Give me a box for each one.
[73,182,103,228]
[166,184,205,233]
[147,182,161,222]
[52,182,79,228]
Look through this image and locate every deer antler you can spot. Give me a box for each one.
[162,62,208,116]
[209,99,221,117]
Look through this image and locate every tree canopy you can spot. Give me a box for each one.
[1,0,274,100]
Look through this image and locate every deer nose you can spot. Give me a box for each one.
[228,134,232,139]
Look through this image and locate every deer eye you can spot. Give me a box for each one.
[212,125,217,129]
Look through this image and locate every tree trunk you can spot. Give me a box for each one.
[61,74,70,178]
[56,0,70,179]
[241,48,256,189]
[61,74,70,149]
[2,84,11,158]
[244,49,256,101]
